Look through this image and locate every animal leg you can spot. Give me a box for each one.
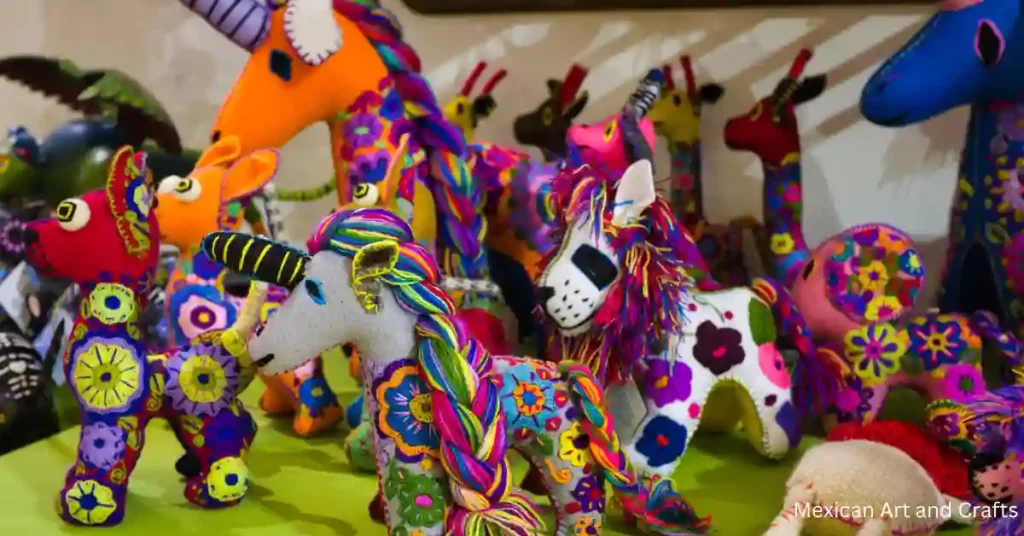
[58,411,151,526]
[855,518,889,536]
[763,481,814,536]
[518,438,597,536]
[177,405,257,508]
[344,421,378,473]
[169,417,202,478]
[289,358,345,437]
[257,375,295,415]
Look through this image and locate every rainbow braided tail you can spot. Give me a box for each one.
[560,363,711,534]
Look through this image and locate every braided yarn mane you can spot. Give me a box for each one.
[332,0,489,285]
[313,207,541,536]
[538,163,697,384]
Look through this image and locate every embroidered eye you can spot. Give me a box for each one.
[55,199,90,232]
[672,94,682,107]
[166,177,201,202]
[352,183,380,207]
[269,49,293,82]
[603,120,617,142]
[541,106,554,126]
[305,278,326,305]
[801,259,816,281]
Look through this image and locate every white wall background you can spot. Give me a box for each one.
[0,0,962,306]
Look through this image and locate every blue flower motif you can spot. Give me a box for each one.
[899,249,924,277]
[299,377,339,414]
[373,360,439,462]
[499,363,558,433]
[634,416,687,468]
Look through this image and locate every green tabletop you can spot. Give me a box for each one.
[0,368,976,535]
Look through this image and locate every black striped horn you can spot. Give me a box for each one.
[201,231,309,289]
[178,0,270,51]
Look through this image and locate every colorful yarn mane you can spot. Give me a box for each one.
[332,0,488,281]
[538,162,697,384]
[309,208,541,536]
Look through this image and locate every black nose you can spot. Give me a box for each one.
[537,286,555,302]
[223,272,252,298]
[210,130,222,143]
[254,354,275,367]
[21,227,38,245]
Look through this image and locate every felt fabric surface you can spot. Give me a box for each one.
[0,363,977,535]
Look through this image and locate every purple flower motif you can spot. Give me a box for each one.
[204,407,256,456]
[347,150,390,186]
[646,358,693,408]
[165,343,240,417]
[832,376,874,422]
[81,422,126,470]
[345,114,383,149]
[570,474,605,512]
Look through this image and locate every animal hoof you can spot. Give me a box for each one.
[175,452,202,478]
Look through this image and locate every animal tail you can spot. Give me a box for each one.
[752,277,848,418]
[274,179,338,202]
[222,281,269,391]
[967,310,1024,378]
[560,363,711,535]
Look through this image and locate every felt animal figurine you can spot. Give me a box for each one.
[763,436,973,535]
[860,2,1024,332]
[535,155,812,481]
[201,207,712,536]
[0,320,63,455]
[442,61,507,144]
[512,64,589,161]
[0,56,208,208]
[11,147,263,526]
[155,135,344,437]
[649,56,758,287]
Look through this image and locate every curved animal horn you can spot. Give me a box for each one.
[680,55,698,98]
[481,68,507,95]
[460,62,488,96]
[771,48,814,117]
[559,64,589,111]
[179,0,270,51]
[201,231,309,289]
[661,65,674,90]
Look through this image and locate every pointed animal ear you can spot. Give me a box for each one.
[379,134,410,208]
[545,78,560,95]
[699,83,725,104]
[565,91,589,120]
[612,159,657,226]
[223,149,279,202]
[793,74,827,104]
[284,0,343,65]
[472,95,498,119]
[196,135,243,169]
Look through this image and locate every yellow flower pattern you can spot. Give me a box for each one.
[558,422,588,467]
[64,480,117,525]
[769,233,795,255]
[87,283,138,325]
[177,354,228,404]
[72,339,143,413]
[206,456,249,503]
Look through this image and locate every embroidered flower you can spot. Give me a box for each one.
[298,377,339,414]
[907,318,966,370]
[832,376,874,422]
[558,422,590,467]
[634,415,687,468]
[64,479,117,525]
[570,475,605,513]
[856,261,889,294]
[173,286,233,341]
[831,237,855,262]
[844,323,905,386]
[348,150,390,186]
[926,400,974,451]
[374,361,439,462]
[573,515,602,534]
[71,337,143,414]
[80,422,126,470]
[384,463,446,527]
[899,249,923,277]
[166,344,239,417]
[85,283,137,325]
[770,233,795,255]
[205,456,249,503]
[646,358,692,407]
[692,320,746,375]
[942,363,985,402]
[864,296,903,322]
[500,363,558,432]
[0,219,26,258]
[345,114,383,149]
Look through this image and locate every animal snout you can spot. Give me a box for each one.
[210,130,222,143]
[21,227,38,246]
[254,354,275,367]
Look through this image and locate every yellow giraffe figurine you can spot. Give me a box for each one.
[442,62,507,143]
